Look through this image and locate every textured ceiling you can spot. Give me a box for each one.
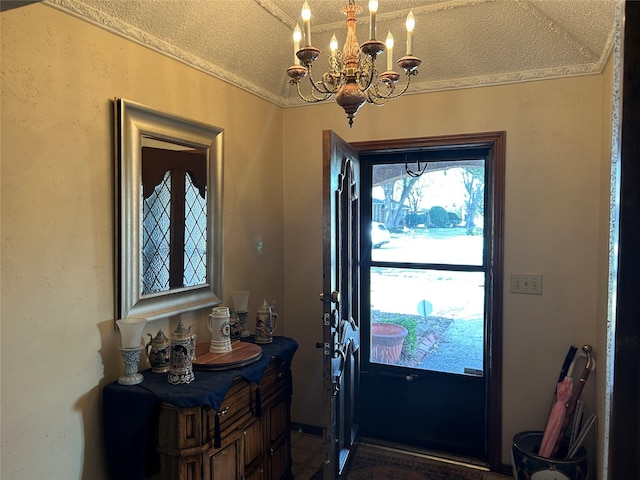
[44,0,616,107]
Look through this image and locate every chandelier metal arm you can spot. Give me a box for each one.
[367,71,416,105]
[293,77,334,103]
[313,70,341,95]
[355,54,377,92]
[287,62,338,102]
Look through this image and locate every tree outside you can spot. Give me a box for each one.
[373,161,485,233]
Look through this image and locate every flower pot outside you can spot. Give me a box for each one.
[371,323,408,364]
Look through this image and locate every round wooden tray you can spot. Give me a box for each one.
[192,341,262,371]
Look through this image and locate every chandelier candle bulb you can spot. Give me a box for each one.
[386,31,394,71]
[293,24,302,64]
[406,10,415,55]
[330,34,338,59]
[369,0,378,40]
[301,1,312,46]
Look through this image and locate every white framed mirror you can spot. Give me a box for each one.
[114,98,223,321]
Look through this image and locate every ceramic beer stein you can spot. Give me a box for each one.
[145,329,170,373]
[255,300,278,344]
[207,306,233,353]
[168,321,196,385]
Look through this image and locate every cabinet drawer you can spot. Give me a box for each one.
[259,360,290,399]
[205,381,252,441]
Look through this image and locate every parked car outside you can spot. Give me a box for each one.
[371,222,391,248]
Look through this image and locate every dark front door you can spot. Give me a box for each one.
[353,132,505,470]
[321,130,361,479]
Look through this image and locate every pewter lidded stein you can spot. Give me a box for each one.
[168,321,196,384]
[255,300,278,344]
[146,329,170,373]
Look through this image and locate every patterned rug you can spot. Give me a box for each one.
[311,443,484,480]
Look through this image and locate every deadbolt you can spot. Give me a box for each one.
[319,291,340,304]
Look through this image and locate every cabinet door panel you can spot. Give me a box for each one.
[269,439,289,480]
[268,399,288,444]
[267,398,291,480]
[244,466,264,480]
[243,418,263,467]
[204,441,239,480]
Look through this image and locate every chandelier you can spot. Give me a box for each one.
[286,0,421,127]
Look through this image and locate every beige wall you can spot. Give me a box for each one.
[1,2,615,478]
[1,4,283,479]
[283,75,609,466]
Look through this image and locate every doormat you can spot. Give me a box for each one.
[311,443,484,480]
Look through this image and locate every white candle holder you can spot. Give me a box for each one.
[237,311,251,338]
[231,291,252,337]
[231,291,250,312]
[118,346,144,385]
[116,317,147,348]
[116,317,146,385]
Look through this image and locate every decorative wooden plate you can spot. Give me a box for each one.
[192,341,262,371]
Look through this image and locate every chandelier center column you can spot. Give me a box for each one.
[342,4,361,72]
[336,2,367,126]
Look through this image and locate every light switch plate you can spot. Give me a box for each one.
[511,273,542,295]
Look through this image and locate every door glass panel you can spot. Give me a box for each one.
[370,267,484,375]
[369,159,487,376]
[371,161,485,265]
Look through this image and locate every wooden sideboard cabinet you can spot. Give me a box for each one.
[103,337,298,480]
[150,359,292,480]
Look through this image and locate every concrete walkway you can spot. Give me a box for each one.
[418,317,484,375]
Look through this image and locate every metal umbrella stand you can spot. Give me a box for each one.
[511,345,595,480]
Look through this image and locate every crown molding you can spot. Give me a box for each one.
[43,0,611,110]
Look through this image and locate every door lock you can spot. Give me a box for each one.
[319,291,340,304]
[315,342,330,355]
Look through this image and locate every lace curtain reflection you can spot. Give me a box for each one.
[142,171,171,293]
[141,170,207,295]
[183,174,207,287]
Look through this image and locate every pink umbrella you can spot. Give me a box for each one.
[538,376,573,458]
[553,344,594,457]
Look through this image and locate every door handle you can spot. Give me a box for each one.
[319,291,340,304]
[374,371,420,382]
